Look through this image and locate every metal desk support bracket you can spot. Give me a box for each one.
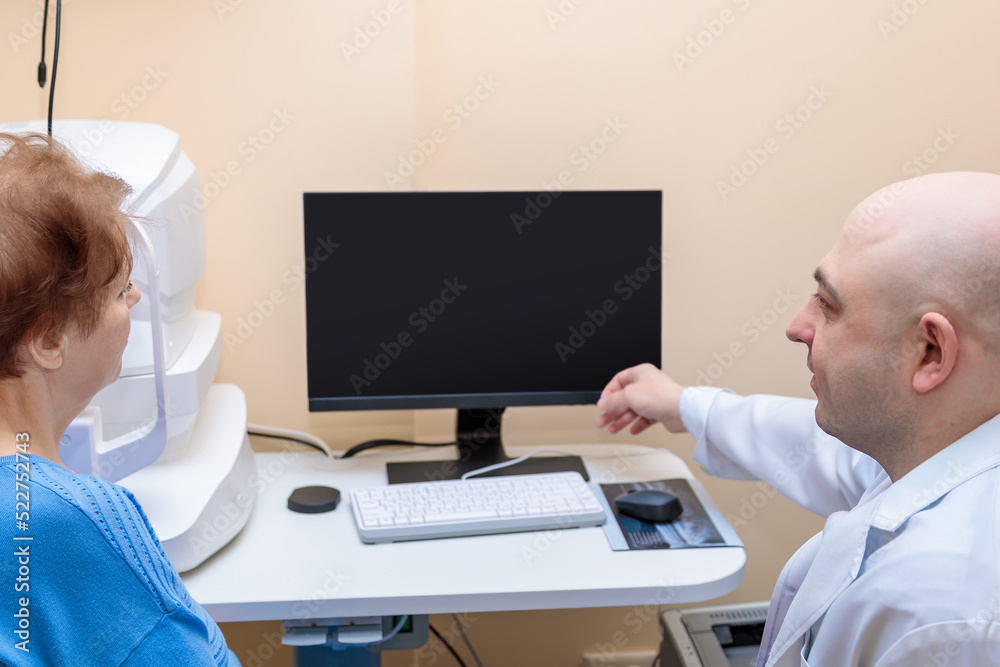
[283,615,429,666]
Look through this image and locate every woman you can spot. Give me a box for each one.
[0,133,239,665]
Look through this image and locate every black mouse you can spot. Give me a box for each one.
[614,489,683,523]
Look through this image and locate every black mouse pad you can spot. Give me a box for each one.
[599,479,730,550]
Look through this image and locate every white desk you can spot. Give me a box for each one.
[181,444,745,623]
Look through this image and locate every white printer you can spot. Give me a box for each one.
[660,602,769,667]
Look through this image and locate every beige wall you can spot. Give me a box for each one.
[4,1,1000,664]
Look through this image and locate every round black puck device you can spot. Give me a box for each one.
[287,486,341,514]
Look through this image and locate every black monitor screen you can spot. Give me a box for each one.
[304,190,662,414]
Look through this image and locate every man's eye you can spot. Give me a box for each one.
[812,293,828,309]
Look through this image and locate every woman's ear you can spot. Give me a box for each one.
[24,332,66,371]
[912,312,957,394]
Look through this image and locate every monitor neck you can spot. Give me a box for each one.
[455,407,509,467]
[385,406,590,484]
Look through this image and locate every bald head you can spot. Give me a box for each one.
[837,172,1000,344]
[791,172,1000,477]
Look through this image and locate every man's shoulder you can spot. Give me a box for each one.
[835,465,1000,638]
[868,464,999,578]
[898,462,999,555]
[815,504,1000,666]
[872,620,1000,667]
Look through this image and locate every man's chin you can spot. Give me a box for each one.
[813,405,837,437]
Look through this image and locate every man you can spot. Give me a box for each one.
[596,172,1000,666]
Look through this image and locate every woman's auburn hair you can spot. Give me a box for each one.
[0,132,133,379]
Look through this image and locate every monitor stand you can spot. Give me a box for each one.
[386,408,590,484]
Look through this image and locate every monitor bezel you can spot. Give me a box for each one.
[303,188,662,413]
[307,390,601,412]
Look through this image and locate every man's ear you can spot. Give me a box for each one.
[911,312,957,394]
[24,332,66,371]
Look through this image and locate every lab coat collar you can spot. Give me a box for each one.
[764,412,1000,667]
[764,499,880,667]
[870,411,1000,533]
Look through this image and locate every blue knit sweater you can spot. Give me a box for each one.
[1,454,239,666]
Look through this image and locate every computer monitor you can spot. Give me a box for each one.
[304,190,662,483]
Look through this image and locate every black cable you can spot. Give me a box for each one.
[651,603,666,667]
[38,0,49,87]
[451,613,484,667]
[338,439,457,460]
[245,430,329,455]
[47,0,62,136]
[244,432,459,459]
[429,624,468,667]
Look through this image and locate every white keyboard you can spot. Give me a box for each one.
[349,472,607,544]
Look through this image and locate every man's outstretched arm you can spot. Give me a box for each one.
[596,364,883,515]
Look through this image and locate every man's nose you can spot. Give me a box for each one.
[786,301,814,346]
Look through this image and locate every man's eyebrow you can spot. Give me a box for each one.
[813,267,843,307]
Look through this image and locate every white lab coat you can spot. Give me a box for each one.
[679,387,1000,667]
